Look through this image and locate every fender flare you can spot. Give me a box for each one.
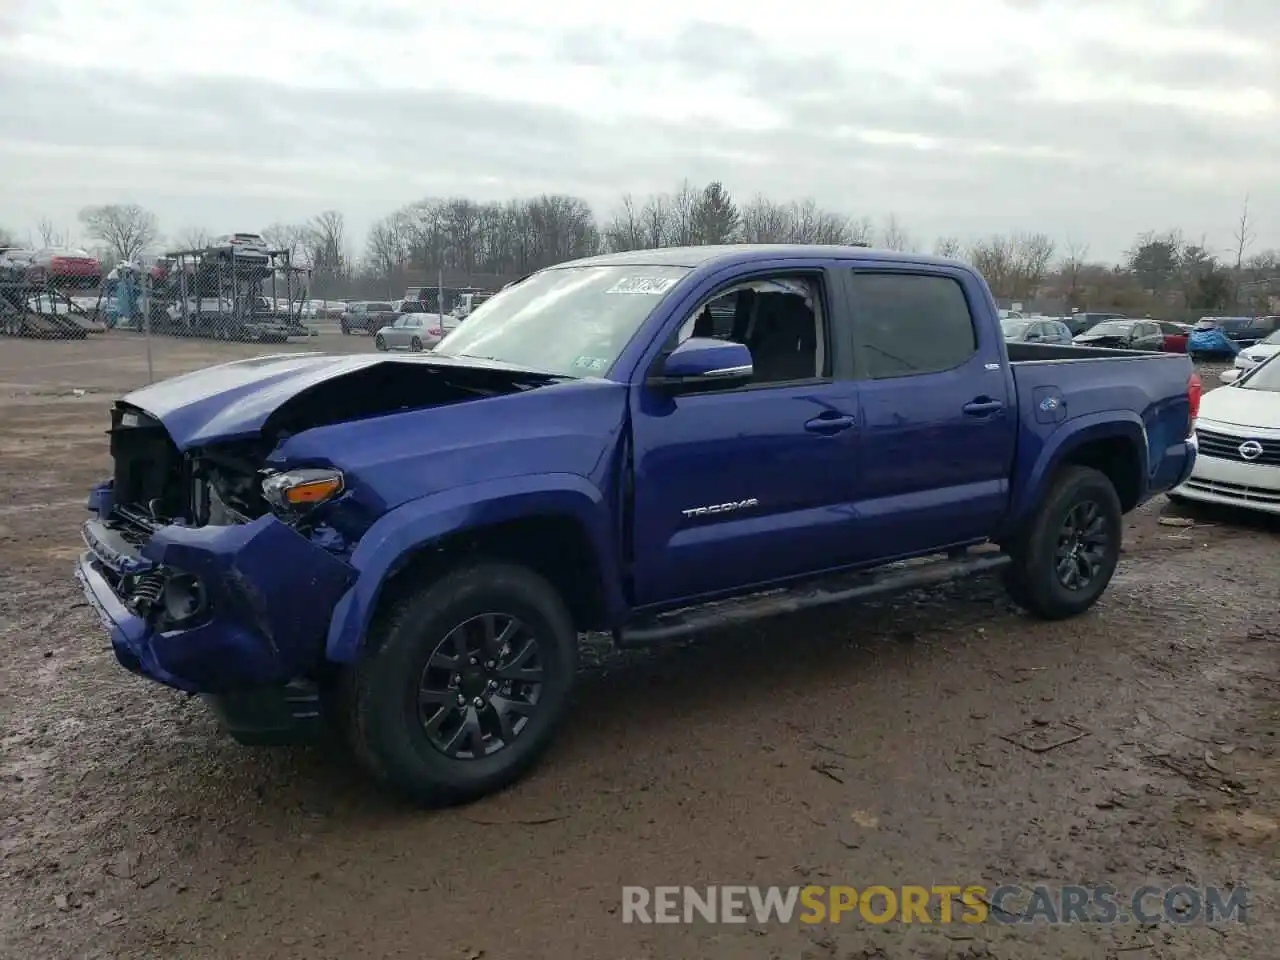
[1009,412,1149,526]
[324,473,624,663]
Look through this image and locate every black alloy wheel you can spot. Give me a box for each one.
[417,613,545,760]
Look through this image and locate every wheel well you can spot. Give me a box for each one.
[1061,436,1143,511]
[377,516,607,633]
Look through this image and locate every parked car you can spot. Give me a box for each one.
[1200,315,1280,347]
[1232,329,1280,373]
[32,247,101,289]
[340,300,397,335]
[1001,317,1072,344]
[1072,319,1165,351]
[0,247,43,284]
[374,312,449,351]
[1171,352,1279,515]
[75,244,1199,806]
[209,233,270,267]
[1158,321,1192,353]
[1188,318,1241,360]
[393,299,430,314]
[1063,311,1126,337]
[1227,315,1280,346]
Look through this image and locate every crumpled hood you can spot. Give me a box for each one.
[120,351,555,449]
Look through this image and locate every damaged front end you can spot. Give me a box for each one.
[76,403,355,737]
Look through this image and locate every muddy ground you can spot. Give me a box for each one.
[2,334,1278,960]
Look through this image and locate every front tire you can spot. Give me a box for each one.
[346,562,578,807]
[374,334,387,351]
[1003,465,1122,620]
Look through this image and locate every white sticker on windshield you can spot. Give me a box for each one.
[606,276,679,295]
[571,356,609,372]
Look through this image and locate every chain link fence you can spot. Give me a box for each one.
[0,242,405,392]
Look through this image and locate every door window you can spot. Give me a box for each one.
[848,273,978,379]
[674,276,830,385]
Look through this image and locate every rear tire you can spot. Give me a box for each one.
[345,562,578,807]
[410,337,423,352]
[1003,465,1122,620]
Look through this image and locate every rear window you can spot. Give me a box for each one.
[850,272,978,379]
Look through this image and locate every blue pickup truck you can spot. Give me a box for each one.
[76,245,1201,805]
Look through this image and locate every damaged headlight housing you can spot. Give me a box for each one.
[262,467,345,512]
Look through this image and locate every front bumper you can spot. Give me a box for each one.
[76,509,355,694]
[1170,438,1280,516]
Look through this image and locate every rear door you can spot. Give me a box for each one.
[842,266,1016,560]
[1132,321,1163,351]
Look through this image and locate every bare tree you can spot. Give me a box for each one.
[173,226,212,251]
[668,180,700,246]
[640,193,673,249]
[36,217,69,248]
[738,195,793,243]
[966,232,1055,300]
[1232,194,1256,271]
[932,236,962,258]
[603,194,646,252]
[77,203,158,263]
[262,222,311,265]
[1059,238,1089,308]
[879,214,913,252]
[305,210,348,280]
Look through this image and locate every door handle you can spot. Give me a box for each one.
[962,398,1004,416]
[804,414,855,434]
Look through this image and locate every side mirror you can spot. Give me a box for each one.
[1219,368,1242,384]
[651,337,753,392]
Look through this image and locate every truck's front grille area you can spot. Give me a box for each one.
[1194,429,1280,466]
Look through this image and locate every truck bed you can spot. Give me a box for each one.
[1005,339,1195,521]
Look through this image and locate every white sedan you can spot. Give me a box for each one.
[1233,329,1280,373]
[1171,355,1280,514]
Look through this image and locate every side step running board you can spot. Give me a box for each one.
[616,551,1011,648]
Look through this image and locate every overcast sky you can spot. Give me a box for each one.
[1,0,1276,263]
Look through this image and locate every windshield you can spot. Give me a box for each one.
[1260,330,1280,346]
[1241,353,1280,392]
[432,264,691,376]
[1085,321,1134,335]
[1001,319,1032,337]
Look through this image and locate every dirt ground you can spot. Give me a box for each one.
[2,334,1279,960]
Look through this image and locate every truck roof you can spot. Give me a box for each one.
[552,244,963,271]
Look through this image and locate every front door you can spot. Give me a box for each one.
[628,269,861,608]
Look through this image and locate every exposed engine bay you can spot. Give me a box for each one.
[107,359,559,530]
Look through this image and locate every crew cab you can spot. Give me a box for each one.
[75,245,1200,806]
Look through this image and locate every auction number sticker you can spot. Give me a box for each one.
[606,277,679,295]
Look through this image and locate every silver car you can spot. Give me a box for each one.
[374,312,449,351]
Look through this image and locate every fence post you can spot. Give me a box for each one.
[142,268,154,385]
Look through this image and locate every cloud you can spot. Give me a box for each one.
[0,0,1275,261]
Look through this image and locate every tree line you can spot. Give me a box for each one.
[4,184,1275,317]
